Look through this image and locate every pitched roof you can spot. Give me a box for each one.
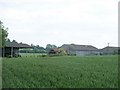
[5,41,31,48]
[61,44,98,51]
[102,46,119,50]
[100,46,119,53]
[52,48,60,52]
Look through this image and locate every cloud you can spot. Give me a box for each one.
[0,0,118,48]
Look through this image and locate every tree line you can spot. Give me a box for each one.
[1,20,120,55]
[0,20,8,48]
[0,20,59,54]
[20,44,58,53]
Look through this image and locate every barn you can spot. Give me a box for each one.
[99,46,119,55]
[1,41,31,57]
[61,44,99,56]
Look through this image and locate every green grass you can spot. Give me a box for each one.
[19,53,47,57]
[2,55,118,88]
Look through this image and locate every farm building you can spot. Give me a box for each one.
[0,41,31,57]
[61,44,99,56]
[48,48,67,56]
[48,48,60,55]
[99,46,119,55]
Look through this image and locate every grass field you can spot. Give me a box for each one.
[19,53,47,57]
[2,55,118,88]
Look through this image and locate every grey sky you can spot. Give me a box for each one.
[0,0,119,48]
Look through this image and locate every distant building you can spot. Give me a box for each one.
[48,48,60,55]
[99,46,119,55]
[0,41,31,57]
[61,44,99,56]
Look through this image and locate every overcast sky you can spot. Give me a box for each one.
[0,0,119,48]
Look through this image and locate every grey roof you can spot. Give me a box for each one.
[100,46,119,53]
[61,44,98,51]
[6,41,31,48]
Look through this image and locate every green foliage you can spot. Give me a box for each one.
[19,53,47,57]
[12,40,17,43]
[20,44,46,53]
[2,55,118,88]
[46,44,57,53]
[58,48,67,55]
[0,21,8,47]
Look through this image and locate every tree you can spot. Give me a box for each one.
[46,44,52,53]
[52,45,57,48]
[12,40,17,43]
[58,48,67,55]
[46,44,57,53]
[0,20,8,47]
[22,44,46,53]
[6,38,11,42]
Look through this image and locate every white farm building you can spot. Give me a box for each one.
[61,44,99,56]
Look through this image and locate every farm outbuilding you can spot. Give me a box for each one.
[61,44,99,56]
[1,41,31,57]
[48,48,60,55]
[99,46,119,55]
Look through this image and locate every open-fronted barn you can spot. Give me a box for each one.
[1,41,31,57]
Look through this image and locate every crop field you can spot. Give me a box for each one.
[2,55,118,88]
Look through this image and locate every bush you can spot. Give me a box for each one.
[42,55,47,57]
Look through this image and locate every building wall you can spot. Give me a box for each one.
[76,50,99,56]
[101,48,118,55]
[69,50,76,55]
[13,48,19,55]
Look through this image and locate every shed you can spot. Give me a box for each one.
[1,41,31,57]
